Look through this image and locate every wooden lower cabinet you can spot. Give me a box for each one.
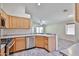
[9,44,16,53]
[9,39,16,53]
[35,36,48,50]
[35,35,56,52]
[35,36,44,48]
[44,39,48,50]
[14,37,26,52]
[9,37,26,53]
[9,35,56,53]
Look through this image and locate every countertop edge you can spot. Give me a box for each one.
[0,34,56,39]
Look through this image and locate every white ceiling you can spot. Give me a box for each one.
[0,3,75,25]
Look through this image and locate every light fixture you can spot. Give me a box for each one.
[39,19,46,25]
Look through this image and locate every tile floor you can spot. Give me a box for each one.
[10,39,75,56]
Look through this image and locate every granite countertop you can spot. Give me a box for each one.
[0,44,6,49]
[0,33,56,39]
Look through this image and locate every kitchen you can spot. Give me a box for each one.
[0,3,79,56]
[0,3,57,56]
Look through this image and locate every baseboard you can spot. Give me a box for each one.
[10,49,25,55]
[25,47,35,50]
[60,39,75,43]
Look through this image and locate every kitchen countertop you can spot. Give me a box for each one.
[0,33,56,39]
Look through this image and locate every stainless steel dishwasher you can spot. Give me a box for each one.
[26,36,35,49]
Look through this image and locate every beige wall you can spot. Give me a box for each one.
[46,19,76,42]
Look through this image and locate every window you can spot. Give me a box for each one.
[36,26,44,33]
[65,23,75,35]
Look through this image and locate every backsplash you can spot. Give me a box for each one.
[0,29,32,36]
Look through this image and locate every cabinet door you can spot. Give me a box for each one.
[75,3,79,22]
[19,19,23,28]
[23,19,30,28]
[44,37,48,50]
[9,15,30,28]
[9,16,21,28]
[16,19,20,28]
[12,16,17,28]
[8,16,12,28]
[35,36,49,50]
[35,36,44,48]
[5,15,10,28]
[0,9,9,28]
[9,38,16,53]
[9,16,17,28]
[15,37,25,51]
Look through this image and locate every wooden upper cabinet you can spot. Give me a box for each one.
[75,3,79,22]
[23,18,30,28]
[0,9,31,28]
[8,15,31,28]
[8,16,15,28]
[0,9,10,28]
[0,9,8,19]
